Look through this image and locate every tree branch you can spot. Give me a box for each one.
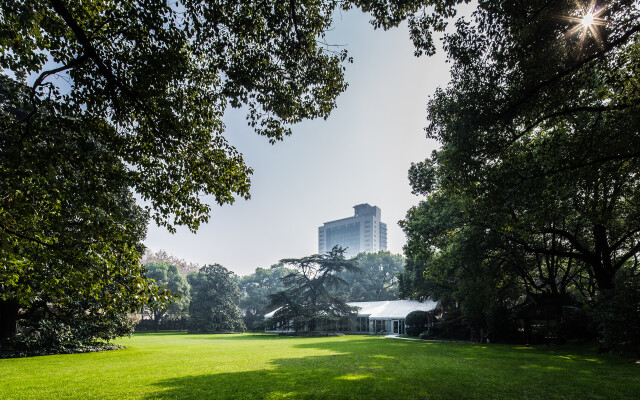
[0,223,62,253]
[541,227,592,258]
[47,0,161,132]
[21,53,90,123]
[510,101,640,146]
[501,23,640,123]
[613,240,640,271]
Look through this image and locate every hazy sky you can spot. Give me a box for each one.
[144,9,459,276]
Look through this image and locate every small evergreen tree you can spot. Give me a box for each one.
[268,247,360,333]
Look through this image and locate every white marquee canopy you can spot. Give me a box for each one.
[348,300,437,320]
[265,299,437,320]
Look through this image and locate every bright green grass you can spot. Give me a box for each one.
[1,333,638,399]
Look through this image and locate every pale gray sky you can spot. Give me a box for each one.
[144,9,460,276]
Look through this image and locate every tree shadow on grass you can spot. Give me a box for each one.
[142,352,430,400]
[181,333,288,340]
[132,332,293,341]
[143,337,640,400]
[132,332,190,337]
[142,337,456,399]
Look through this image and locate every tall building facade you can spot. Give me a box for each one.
[318,204,387,258]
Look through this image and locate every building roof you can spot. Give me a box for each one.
[348,300,437,319]
[264,299,437,320]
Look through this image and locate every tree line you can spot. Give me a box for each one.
[140,249,405,334]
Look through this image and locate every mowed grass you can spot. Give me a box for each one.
[1,333,639,399]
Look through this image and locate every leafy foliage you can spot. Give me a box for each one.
[0,0,474,229]
[144,262,190,331]
[334,251,405,301]
[188,264,245,333]
[1,0,476,350]
[425,0,640,291]
[399,193,522,342]
[241,253,403,331]
[592,270,640,355]
[346,0,468,56]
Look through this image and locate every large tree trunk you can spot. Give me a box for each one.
[591,225,615,290]
[0,298,19,340]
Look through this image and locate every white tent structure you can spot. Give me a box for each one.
[348,300,438,335]
[264,299,437,335]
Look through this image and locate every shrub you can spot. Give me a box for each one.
[1,316,127,358]
[405,311,431,336]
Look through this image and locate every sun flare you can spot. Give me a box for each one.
[560,1,608,55]
[581,12,595,27]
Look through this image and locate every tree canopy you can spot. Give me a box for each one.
[142,250,200,276]
[424,0,640,290]
[188,264,245,333]
[0,76,170,349]
[400,0,640,349]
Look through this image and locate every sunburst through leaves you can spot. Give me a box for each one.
[559,1,608,56]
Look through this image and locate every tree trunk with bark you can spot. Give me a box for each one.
[0,298,19,341]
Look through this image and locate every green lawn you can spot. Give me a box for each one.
[1,333,638,399]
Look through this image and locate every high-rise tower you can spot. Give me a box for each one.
[318,204,387,258]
